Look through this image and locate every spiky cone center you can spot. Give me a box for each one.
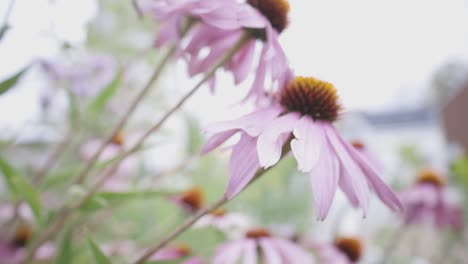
[210,208,227,218]
[247,0,290,33]
[111,130,124,146]
[245,228,272,239]
[334,237,362,262]
[416,168,444,188]
[280,76,342,122]
[13,224,33,248]
[350,139,365,150]
[174,243,192,256]
[180,186,204,212]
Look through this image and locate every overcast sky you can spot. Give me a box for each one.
[1,0,468,130]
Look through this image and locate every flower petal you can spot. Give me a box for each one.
[324,123,370,217]
[225,134,260,199]
[242,239,258,264]
[257,113,300,169]
[291,116,322,172]
[231,41,256,85]
[310,138,340,220]
[259,239,282,264]
[201,130,238,155]
[236,4,267,28]
[344,140,404,212]
[204,106,282,136]
[272,238,314,264]
[213,241,245,264]
[338,165,360,207]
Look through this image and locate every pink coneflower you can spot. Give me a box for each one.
[212,228,314,263]
[149,244,204,264]
[195,209,252,235]
[309,237,364,264]
[202,76,403,220]
[401,168,463,230]
[143,0,290,101]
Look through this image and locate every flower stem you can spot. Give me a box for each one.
[23,32,250,263]
[133,195,229,264]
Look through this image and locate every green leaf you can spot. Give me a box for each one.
[81,190,174,211]
[87,70,123,115]
[87,237,112,264]
[0,66,29,95]
[54,227,73,264]
[0,157,42,222]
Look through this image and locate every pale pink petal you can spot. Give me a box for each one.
[201,129,237,155]
[244,47,267,102]
[231,41,256,85]
[242,239,258,264]
[291,116,322,172]
[236,4,267,28]
[226,134,260,199]
[259,239,282,264]
[324,124,370,216]
[213,241,245,264]
[205,106,282,136]
[343,139,403,212]
[310,138,340,220]
[199,5,242,30]
[257,113,300,169]
[150,247,184,261]
[183,257,205,264]
[338,166,360,207]
[155,18,179,48]
[272,238,314,264]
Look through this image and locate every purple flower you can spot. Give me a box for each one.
[308,237,363,264]
[212,228,314,263]
[202,76,403,220]
[149,244,204,264]
[143,0,290,101]
[401,169,463,230]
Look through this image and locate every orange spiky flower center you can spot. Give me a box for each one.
[247,0,290,33]
[415,169,444,188]
[280,76,342,122]
[245,228,272,239]
[111,130,124,146]
[334,237,363,262]
[180,186,204,211]
[174,243,192,256]
[350,139,365,150]
[13,224,33,248]
[211,208,227,217]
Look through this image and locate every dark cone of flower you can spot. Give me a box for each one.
[350,139,365,150]
[211,208,227,217]
[416,168,444,188]
[174,243,192,256]
[111,130,124,146]
[245,228,272,239]
[180,186,204,212]
[280,76,342,122]
[12,224,33,248]
[334,237,363,262]
[247,0,290,33]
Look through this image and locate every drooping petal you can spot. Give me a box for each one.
[257,113,300,169]
[343,139,404,212]
[225,134,261,199]
[204,106,282,136]
[259,239,282,264]
[338,165,360,207]
[291,116,322,172]
[199,3,243,30]
[231,41,256,85]
[324,124,370,217]
[213,241,245,264]
[309,137,340,220]
[201,130,238,155]
[242,239,258,264]
[272,238,314,264]
[236,4,267,28]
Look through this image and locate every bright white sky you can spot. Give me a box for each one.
[1,0,468,130]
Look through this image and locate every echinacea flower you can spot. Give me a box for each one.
[80,132,136,191]
[401,168,463,230]
[308,237,363,264]
[172,186,205,214]
[202,76,403,220]
[40,54,117,98]
[0,224,55,264]
[195,209,252,235]
[143,0,290,101]
[212,228,314,263]
[149,244,204,264]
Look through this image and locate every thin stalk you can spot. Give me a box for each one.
[22,32,250,263]
[73,44,176,185]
